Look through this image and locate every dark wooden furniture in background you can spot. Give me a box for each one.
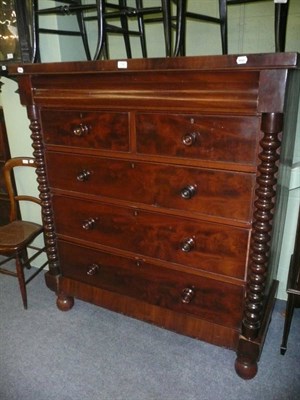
[281,204,300,355]
[33,0,93,62]
[0,107,12,225]
[9,52,300,379]
[32,0,172,61]
[226,1,289,52]
[12,0,289,68]
[174,0,290,57]
[0,0,33,69]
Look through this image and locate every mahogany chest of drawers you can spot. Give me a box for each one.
[9,53,300,379]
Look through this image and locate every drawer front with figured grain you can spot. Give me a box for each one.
[136,113,260,166]
[46,152,255,222]
[53,195,250,279]
[58,240,244,328]
[40,110,129,151]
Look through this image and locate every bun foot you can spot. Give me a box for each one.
[56,293,74,311]
[235,357,258,380]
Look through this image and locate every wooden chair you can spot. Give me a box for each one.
[32,0,94,62]
[174,0,290,56]
[173,0,226,56]
[0,157,48,309]
[89,0,144,59]
[32,1,168,60]
[227,0,290,52]
[119,0,172,58]
[91,1,172,60]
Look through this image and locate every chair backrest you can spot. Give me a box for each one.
[3,157,41,222]
[32,0,95,62]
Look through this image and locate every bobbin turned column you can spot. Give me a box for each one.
[235,112,283,380]
[27,104,61,293]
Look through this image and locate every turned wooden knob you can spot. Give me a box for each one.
[86,264,101,276]
[181,287,195,304]
[82,217,97,230]
[181,185,197,199]
[182,132,197,146]
[72,123,90,136]
[77,169,91,182]
[181,238,195,252]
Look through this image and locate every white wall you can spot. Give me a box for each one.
[1,0,300,298]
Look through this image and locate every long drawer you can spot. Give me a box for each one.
[52,195,250,279]
[40,110,129,152]
[46,152,255,222]
[58,240,244,329]
[136,113,260,166]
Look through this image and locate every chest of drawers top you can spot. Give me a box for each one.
[11,52,298,113]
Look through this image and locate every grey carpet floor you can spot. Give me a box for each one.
[0,271,299,400]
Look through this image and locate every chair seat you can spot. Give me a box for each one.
[0,220,43,252]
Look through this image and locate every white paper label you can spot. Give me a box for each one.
[236,56,248,65]
[22,159,35,165]
[117,60,128,69]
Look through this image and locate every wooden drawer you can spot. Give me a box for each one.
[40,110,129,152]
[52,195,250,279]
[46,152,255,222]
[136,113,260,166]
[58,240,244,329]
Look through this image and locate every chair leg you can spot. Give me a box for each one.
[136,0,148,58]
[15,256,28,310]
[102,34,110,59]
[119,0,133,58]
[173,0,187,56]
[275,1,290,52]
[161,0,172,57]
[94,1,112,60]
[32,0,41,62]
[20,248,32,270]
[280,292,295,355]
[76,9,92,60]
[219,0,228,54]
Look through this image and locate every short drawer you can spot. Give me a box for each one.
[58,240,244,329]
[136,113,260,166]
[46,152,255,222]
[40,110,129,152]
[52,195,250,279]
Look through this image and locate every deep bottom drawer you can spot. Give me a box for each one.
[58,240,245,329]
